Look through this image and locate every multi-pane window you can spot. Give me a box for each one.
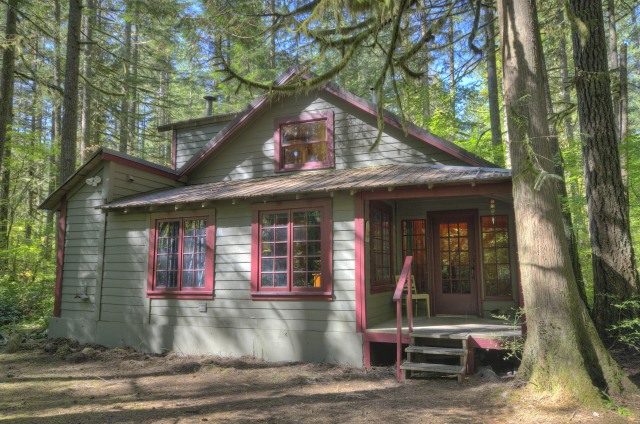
[439,221,472,294]
[481,215,513,298]
[274,112,334,171]
[401,220,427,293]
[251,199,332,299]
[148,212,214,299]
[370,202,393,292]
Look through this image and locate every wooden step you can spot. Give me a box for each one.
[410,331,470,340]
[405,345,466,356]
[400,361,465,375]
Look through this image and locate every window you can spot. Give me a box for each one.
[147,211,215,299]
[401,220,427,293]
[251,199,332,299]
[274,111,334,172]
[370,201,394,293]
[481,215,513,298]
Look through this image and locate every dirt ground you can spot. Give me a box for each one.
[1,339,639,423]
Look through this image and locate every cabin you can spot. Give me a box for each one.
[41,70,522,380]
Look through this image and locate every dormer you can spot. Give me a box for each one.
[158,111,238,170]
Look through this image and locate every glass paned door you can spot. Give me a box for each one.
[431,211,478,315]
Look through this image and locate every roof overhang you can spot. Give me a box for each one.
[39,147,179,211]
[101,164,512,212]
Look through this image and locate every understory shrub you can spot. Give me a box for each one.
[0,273,55,328]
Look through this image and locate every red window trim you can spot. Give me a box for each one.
[147,210,215,299]
[274,111,335,173]
[480,215,514,301]
[251,198,333,300]
[369,201,395,294]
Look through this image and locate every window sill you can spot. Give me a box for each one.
[275,163,334,173]
[147,291,214,300]
[250,291,333,301]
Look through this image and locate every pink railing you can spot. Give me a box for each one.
[392,256,413,380]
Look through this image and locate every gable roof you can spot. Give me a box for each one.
[101,164,511,211]
[176,68,496,177]
[39,147,178,211]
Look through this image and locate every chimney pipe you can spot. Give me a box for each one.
[204,95,217,116]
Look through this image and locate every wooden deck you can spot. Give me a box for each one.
[365,315,522,349]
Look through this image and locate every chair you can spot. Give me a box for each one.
[397,275,430,318]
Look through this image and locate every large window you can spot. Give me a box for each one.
[481,215,513,298]
[251,199,333,299]
[370,201,394,293]
[274,112,334,172]
[147,211,215,299]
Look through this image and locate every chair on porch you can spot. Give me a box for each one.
[396,275,430,318]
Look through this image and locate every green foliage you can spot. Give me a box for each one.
[0,272,55,327]
[609,300,640,351]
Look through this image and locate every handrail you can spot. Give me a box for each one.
[392,256,413,381]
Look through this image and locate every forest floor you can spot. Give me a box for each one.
[1,339,639,423]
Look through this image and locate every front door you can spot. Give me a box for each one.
[430,210,478,315]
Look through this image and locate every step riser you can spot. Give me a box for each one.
[404,334,469,383]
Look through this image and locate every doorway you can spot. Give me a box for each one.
[429,210,479,315]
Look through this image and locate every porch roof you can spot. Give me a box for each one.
[100,164,511,211]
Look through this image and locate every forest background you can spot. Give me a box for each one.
[0,0,638,348]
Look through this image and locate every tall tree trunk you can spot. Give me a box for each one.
[619,43,628,195]
[448,17,456,130]
[130,20,139,154]
[0,0,18,258]
[420,14,431,130]
[497,0,634,401]
[119,17,132,154]
[0,0,18,174]
[269,0,276,69]
[541,7,587,306]
[568,0,639,335]
[606,0,619,137]
[60,0,83,182]
[45,0,64,259]
[80,0,95,163]
[484,2,503,165]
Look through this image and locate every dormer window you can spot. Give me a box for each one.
[274,111,334,172]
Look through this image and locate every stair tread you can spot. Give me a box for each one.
[405,346,466,355]
[410,332,470,340]
[400,361,465,374]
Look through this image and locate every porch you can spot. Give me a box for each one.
[363,315,523,371]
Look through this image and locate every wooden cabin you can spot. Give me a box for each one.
[41,70,522,380]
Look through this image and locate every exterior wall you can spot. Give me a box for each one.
[188,92,467,184]
[51,192,363,366]
[108,162,181,202]
[176,122,230,169]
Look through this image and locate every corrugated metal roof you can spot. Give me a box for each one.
[101,164,511,211]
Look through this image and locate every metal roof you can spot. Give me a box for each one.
[101,164,511,211]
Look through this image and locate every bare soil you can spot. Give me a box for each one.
[1,339,639,423]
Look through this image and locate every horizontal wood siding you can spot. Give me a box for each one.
[176,122,230,168]
[60,168,105,320]
[110,162,180,201]
[88,193,362,364]
[100,212,149,324]
[188,92,467,184]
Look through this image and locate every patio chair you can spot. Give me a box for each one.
[397,275,431,318]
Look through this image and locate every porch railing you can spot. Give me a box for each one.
[392,256,413,381]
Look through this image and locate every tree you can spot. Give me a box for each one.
[0,0,19,255]
[484,2,502,157]
[568,0,639,335]
[497,0,634,401]
[60,0,82,182]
